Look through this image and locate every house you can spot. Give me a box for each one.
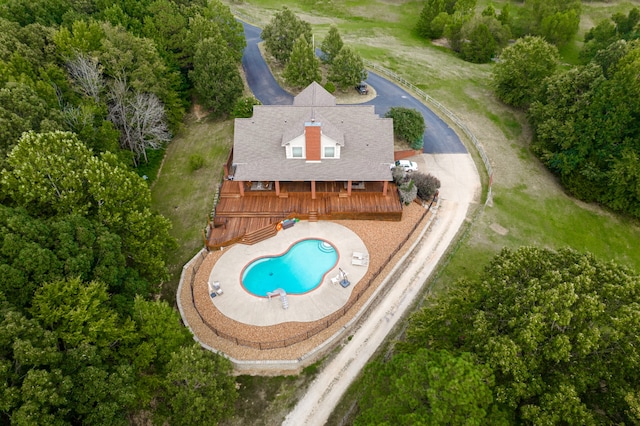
[208,82,403,249]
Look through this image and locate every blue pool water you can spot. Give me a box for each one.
[242,239,338,297]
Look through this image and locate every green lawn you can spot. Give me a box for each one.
[151,114,233,304]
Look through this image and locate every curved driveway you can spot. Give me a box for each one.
[238,20,480,425]
[241,21,466,154]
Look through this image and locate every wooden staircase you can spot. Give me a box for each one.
[241,224,278,245]
[308,210,318,222]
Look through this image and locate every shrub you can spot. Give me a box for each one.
[188,154,205,172]
[384,107,426,146]
[412,172,441,200]
[392,166,407,185]
[232,96,261,118]
[398,179,418,205]
[324,81,336,93]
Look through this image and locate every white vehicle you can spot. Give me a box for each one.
[393,159,418,172]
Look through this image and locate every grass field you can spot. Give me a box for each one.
[151,1,640,423]
[151,113,233,304]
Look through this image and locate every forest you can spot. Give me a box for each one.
[1,0,640,424]
[0,0,242,424]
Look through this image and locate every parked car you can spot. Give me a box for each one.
[355,82,368,95]
[393,159,418,172]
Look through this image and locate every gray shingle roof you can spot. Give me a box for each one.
[233,83,394,182]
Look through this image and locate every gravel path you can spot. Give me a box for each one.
[283,152,481,425]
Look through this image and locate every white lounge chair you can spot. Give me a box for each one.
[331,276,340,286]
[352,257,369,266]
[352,251,369,260]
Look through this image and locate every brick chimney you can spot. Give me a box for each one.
[305,120,321,161]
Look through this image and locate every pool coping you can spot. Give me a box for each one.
[207,222,369,325]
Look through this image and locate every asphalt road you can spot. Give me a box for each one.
[240,21,467,154]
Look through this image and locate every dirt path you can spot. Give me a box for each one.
[283,153,481,425]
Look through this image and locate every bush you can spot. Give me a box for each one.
[398,179,418,205]
[324,81,336,93]
[188,154,205,172]
[232,96,261,118]
[412,172,441,200]
[384,107,426,146]
[392,166,407,185]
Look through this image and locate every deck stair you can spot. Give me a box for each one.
[240,224,278,245]
[308,210,318,222]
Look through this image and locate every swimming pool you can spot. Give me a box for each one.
[241,239,338,297]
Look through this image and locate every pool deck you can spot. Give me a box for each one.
[208,221,369,326]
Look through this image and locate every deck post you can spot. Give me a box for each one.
[311,180,316,200]
[382,180,388,196]
[347,180,352,196]
[275,180,280,196]
[239,181,245,196]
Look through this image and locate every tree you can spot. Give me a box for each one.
[320,25,343,64]
[416,0,447,39]
[107,77,171,164]
[328,46,367,90]
[460,23,496,63]
[356,349,499,425]
[492,36,559,108]
[1,131,174,284]
[283,35,321,88]
[261,7,312,63]
[403,246,640,423]
[201,0,246,63]
[189,35,243,116]
[384,107,426,149]
[158,344,237,425]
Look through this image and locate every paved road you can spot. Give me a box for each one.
[240,21,466,154]
[238,20,480,425]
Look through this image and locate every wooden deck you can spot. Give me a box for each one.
[206,180,403,249]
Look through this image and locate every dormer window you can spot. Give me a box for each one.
[292,147,303,158]
[324,146,335,158]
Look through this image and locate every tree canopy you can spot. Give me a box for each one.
[328,46,367,90]
[492,36,559,108]
[283,35,321,89]
[400,246,640,424]
[261,7,312,64]
[384,107,426,150]
[320,25,344,64]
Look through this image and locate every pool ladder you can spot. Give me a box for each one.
[267,288,289,310]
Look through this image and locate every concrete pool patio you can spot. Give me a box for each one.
[177,201,433,368]
[208,221,369,325]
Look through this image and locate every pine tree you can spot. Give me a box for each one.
[328,46,367,90]
[320,25,343,64]
[283,35,321,88]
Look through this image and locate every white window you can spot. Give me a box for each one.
[324,146,335,158]
[292,147,303,158]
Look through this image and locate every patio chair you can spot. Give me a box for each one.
[352,251,369,260]
[331,276,340,286]
[352,257,369,266]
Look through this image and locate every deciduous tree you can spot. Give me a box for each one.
[492,36,559,108]
[403,246,640,423]
[384,107,426,149]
